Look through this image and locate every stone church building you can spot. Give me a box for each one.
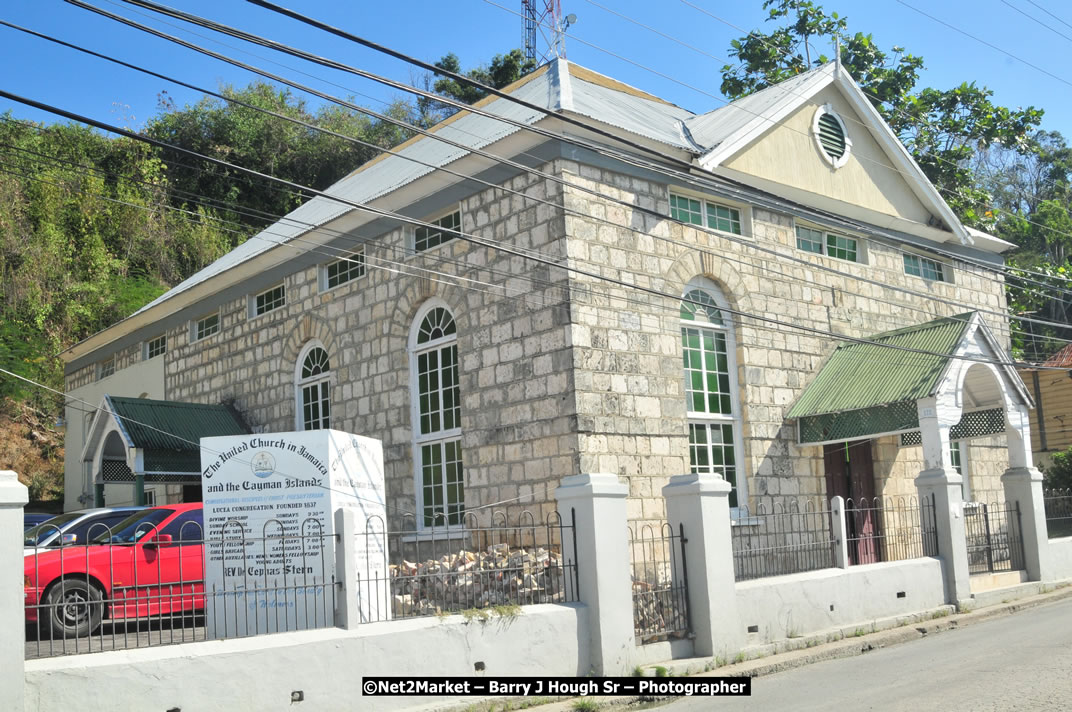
[63,59,1024,528]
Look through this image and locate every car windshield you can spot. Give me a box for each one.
[90,509,174,544]
[24,512,81,546]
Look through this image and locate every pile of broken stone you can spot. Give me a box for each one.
[389,542,568,617]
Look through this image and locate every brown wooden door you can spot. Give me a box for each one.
[824,440,881,565]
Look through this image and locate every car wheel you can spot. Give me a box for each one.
[44,579,104,639]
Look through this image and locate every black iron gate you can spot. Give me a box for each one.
[628,521,690,644]
[964,501,1026,575]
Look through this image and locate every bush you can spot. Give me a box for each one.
[1043,447,1072,490]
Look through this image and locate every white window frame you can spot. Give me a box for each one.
[191,312,220,342]
[812,104,852,169]
[951,440,972,503]
[680,277,748,516]
[793,221,865,263]
[249,283,286,318]
[409,299,464,531]
[144,334,167,360]
[295,340,332,431]
[412,207,462,255]
[96,357,115,381]
[668,190,749,237]
[319,249,367,292]
[902,252,951,283]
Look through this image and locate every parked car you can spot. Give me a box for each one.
[24,503,204,638]
[23,513,55,530]
[23,507,145,556]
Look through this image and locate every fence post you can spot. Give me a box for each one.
[830,496,850,569]
[333,508,360,630]
[1001,467,1052,582]
[0,471,28,712]
[915,469,971,607]
[662,473,741,659]
[555,473,633,676]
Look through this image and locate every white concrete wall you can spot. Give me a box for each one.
[736,558,946,643]
[25,604,589,712]
[1047,538,1072,580]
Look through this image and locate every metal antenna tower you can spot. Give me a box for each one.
[523,1,575,63]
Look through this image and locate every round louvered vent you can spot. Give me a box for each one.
[812,105,851,168]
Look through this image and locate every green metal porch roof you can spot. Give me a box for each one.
[106,396,250,474]
[787,313,975,422]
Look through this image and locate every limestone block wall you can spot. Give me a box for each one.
[158,164,575,526]
[558,160,1009,522]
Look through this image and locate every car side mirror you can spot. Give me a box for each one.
[60,533,77,545]
[144,533,173,549]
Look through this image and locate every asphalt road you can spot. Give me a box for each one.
[669,597,1072,712]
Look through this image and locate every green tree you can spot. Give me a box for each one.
[721,0,1042,226]
[422,49,538,123]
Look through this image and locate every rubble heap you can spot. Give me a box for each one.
[390,542,568,617]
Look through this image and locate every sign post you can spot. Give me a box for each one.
[200,430,386,638]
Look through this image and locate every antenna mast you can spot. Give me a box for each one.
[523,1,570,63]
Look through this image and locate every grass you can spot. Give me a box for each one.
[632,665,645,677]
[571,699,599,712]
[460,604,522,624]
[733,652,746,664]
[653,666,669,678]
[931,609,951,619]
[853,628,866,637]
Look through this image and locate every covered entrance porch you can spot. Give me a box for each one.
[788,312,1052,605]
[81,396,251,506]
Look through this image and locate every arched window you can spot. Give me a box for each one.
[410,303,464,528]
[296,343,331,431]
[680,281,746,509]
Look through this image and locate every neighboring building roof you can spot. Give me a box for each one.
[105,396,251,475]
[787,313,975,420]
[1041,343,1072,369]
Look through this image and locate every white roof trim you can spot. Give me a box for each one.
[697,63,972,246]
[697,64,836,172]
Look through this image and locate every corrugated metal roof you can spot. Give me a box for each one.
[132,60,699,317]
[786,313,976,419]
[107,396,250,452]
[684,65,832,150]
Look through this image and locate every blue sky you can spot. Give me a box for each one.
[0,0,1069,142]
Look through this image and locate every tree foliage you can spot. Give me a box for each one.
[422,49,538,123]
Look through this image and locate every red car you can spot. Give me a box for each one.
[25,503,204,638]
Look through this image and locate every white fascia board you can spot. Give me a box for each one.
[830,66,972,246]
[696,66,837,172]
[966,226,1017,253]
[933,313,1033,408]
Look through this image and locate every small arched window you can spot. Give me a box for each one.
[410,303,463,528]
[297,344,330,431]
[680,280,746,509]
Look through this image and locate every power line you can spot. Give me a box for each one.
[7,88,1071,374]
[62,0,1072,299]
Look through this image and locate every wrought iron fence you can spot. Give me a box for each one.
[628,521,690,644]
[357,510,579,622]
[25,516,334,659]
[964,501,1025,575]
[732,498,837,581]
[845,494,938,566]
[1044,489,1072,539]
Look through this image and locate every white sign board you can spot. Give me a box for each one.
[200,430,387,638]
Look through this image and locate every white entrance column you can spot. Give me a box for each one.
[555,473,634,675]
[1002,403,1052,581]
[663,473,741,658]
[914,397,972,607]
[0,471,28,712]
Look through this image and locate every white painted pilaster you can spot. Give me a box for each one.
[662,473,741,658]
[0,471,28,712]
[555,473,633,675]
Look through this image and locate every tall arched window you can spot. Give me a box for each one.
[680,280,746,509]
[296,343,331,431]
[410,303,464,528]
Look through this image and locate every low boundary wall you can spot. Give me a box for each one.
[1047,537,1072,580]
[736,558,946,644]
[25,604,589,712]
